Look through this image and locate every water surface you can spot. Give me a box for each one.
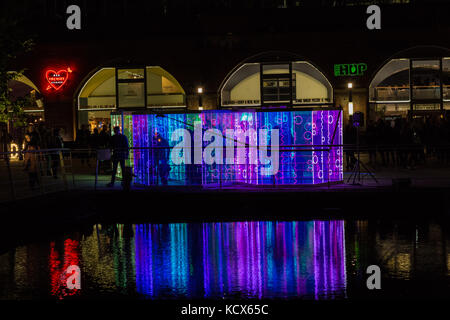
[0,219,448,300]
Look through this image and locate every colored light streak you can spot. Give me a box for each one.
[114,109,343,186]
[134,221,347,299]
[49,239,81,299]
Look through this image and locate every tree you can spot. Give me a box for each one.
[0,18,34,128]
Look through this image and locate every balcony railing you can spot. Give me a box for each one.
[370,86,410,102]
[412,85,441,100]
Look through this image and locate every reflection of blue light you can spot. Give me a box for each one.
[134,221,346,299]
[135,224,189,298]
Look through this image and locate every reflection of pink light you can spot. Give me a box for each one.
[49,239,80,300]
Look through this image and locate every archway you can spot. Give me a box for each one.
[76,66,186,132]
[369,46,450,121]
[219,51,333,109]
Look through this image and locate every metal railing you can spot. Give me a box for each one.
[0,148,75,203]
[2,143,450,202]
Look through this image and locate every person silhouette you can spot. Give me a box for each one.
[107,126,129,187]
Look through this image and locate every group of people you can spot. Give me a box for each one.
[75,124,112,168]
[345,116,450,170]
[76,125,131,187]
[21,122,65,189]
[75,125,172,187]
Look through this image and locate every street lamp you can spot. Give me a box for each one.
[347,82,353,116]
[197,87,203,109]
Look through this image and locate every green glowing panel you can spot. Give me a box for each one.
[334,63,367,76]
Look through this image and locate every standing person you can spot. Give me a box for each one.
[90,128,100,163]
[99,126,111,174]
[99,126,111,148]
[107,126,129,187]
[90,128,100,150]
[0,128,11,158]
[49,128,64,179]
[153,132,170,185]
[37,122,52,175]
[366,120,377,167]
[76,124,91,167]
[23,134,40,190]
[344,120,357,171]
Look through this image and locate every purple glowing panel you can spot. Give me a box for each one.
[116,109,343,186]
[134,221,347,299]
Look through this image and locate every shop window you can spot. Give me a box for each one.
[117,68,145,80]
[369,59,410,102]
[118,82,145,108]
[117,68,146,108]
[262,73,296,103]
[442,58,450,100]
[413,103,440,111]
[412,60,441,100]
[373,103,410,113]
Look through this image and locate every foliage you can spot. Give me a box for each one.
[0,18,34,127]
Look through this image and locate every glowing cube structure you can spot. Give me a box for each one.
[111,109,343,186]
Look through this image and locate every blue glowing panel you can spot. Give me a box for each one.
[134,221,346,299]
[114,109,343,186]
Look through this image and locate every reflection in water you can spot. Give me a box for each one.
[134,221,346,299]
[49,239,81,299]
[135,224,189,297]
[0,219,449,299]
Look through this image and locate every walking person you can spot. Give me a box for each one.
[106,126,129,188]
[37,122,52,176]
[99,126,111,173]
[49,128,64,179]
[153,132,171,185]
[23,134,40,190]
[344,120,357,170]
[366,120,377,167]
[76,124,91,167]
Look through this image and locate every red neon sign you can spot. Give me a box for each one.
[45,68,72,91]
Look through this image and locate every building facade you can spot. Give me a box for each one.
[6,2,450,142]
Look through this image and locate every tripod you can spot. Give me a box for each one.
[347,125,378,185]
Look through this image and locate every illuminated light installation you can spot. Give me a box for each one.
[112,224,136,292]
[135,224,189,298]
[112,109,343,186]
[9,143,24,160]
[134,221,346,299]
[45,68,72,91]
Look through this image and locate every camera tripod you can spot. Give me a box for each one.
[346,126,378,185]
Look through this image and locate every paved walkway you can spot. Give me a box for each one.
[2,156,450,203]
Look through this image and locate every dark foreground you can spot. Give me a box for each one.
[0,186,449,304]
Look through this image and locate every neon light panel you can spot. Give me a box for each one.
[113,109,343,186]
[45,68,71,91]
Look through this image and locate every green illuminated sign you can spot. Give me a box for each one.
[334,63,367,76]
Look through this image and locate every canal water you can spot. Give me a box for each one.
[0,219,448,300]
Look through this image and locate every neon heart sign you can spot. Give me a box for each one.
[45,68,71,91]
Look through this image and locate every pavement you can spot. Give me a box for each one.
[2,154,450,203]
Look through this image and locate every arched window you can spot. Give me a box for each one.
[77,66,186,131]
[220,54,332,108]
[369,47,450,118]
[7,72,44,120]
